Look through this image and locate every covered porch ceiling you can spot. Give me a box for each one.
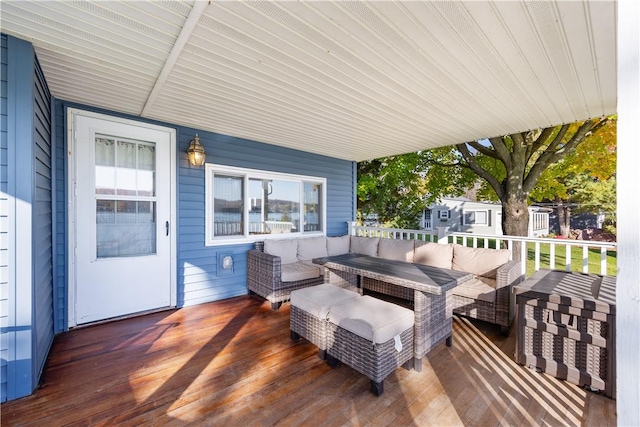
[1,1,617,162]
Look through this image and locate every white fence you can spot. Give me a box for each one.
[348,223,617,277]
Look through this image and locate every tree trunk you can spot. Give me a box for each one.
[501,194,529,259]
[556,197,571,238]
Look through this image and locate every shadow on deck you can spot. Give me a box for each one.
[1,296,615,426]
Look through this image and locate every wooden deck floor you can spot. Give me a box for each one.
[2,296,616,426]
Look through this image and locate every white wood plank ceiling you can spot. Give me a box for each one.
[1,1,617,162]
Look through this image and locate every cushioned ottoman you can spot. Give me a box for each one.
[326,295,415,396]
[290,284,361,359]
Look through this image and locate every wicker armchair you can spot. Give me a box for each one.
[247,242,324,310]
[451,260,523,335]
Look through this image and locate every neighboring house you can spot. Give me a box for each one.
[420,197,550,238]
[548,212,607,234]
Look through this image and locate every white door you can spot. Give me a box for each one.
[70,111,176,325]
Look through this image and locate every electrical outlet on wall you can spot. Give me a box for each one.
[218,253,234,276]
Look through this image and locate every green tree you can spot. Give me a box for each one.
[358,117,614,253]
[357,153,438,228]
[530,118,616,237]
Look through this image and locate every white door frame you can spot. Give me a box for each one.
[66,108,177,328]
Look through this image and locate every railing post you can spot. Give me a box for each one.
[436,227,449,244]
[347,221,356,236]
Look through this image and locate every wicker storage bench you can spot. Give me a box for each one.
[289,284,361,359]
[325,295,414,396]
[514,269,616,398]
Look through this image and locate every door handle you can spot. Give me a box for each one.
[166,221,170,236]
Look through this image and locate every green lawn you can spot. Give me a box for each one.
[524,243,616,277]
[449,236,617,277]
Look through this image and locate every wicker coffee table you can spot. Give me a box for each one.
[313,253,473,371]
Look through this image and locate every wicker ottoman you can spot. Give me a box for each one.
[326,295,415,396]
[290,284,361,359]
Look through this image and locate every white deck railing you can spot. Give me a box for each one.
[348,223,617,277]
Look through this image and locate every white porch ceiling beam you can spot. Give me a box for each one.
[140,0,209,117]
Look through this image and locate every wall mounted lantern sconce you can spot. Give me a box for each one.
[187,134,206,166]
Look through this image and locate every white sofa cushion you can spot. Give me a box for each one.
[297,236,328,260]
[264,239,298,265]
[377,238,415,262]
[290,284,360,318]
[452,277,496,303]
[281,262,321,282]
[328,296,414,344]
[452,244,510,279]
[350,236,379,256]
[413,242,453,269]
[326,235,351,256]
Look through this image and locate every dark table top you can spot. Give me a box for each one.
[514,269,616,314]
[313,253,473,295]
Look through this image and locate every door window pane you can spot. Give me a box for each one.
[116,168,137,196]
[137,170,155,197]
[303,182,322,232]
[96,136,156,197]
[137,144,155,196]
[96,137,115,166]
[94,135,158,258]
[97,201,157,258]
[138,144,155,170]
[97,200,115,224]
[213,175,244,236]
[117,140,136,168]
[115,141,137,195]
[95,138,116,195]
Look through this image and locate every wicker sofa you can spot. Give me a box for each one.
[247,236,349,310]
[247,235,523,333]
[360,241,523,335]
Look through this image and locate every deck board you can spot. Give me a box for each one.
[1,295,616,426]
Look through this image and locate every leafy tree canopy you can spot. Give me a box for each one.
[530,118,616,202]
[357,117,615,238]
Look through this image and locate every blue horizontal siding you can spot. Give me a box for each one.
[175,130,353,305]
[53,99,355,321]
[33,53,54,396]
[1,33,54,403]
[53,101,65,333]
[0,33,8,403]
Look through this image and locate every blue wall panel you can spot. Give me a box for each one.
[53,107,66,332]
[32,54,54,390]
[1,34,54,402]
[0,33,9,403]
[53,100,355,313]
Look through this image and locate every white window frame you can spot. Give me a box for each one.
[462,210,489,226]
[205,164,326,246]
[438,209,450,220]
